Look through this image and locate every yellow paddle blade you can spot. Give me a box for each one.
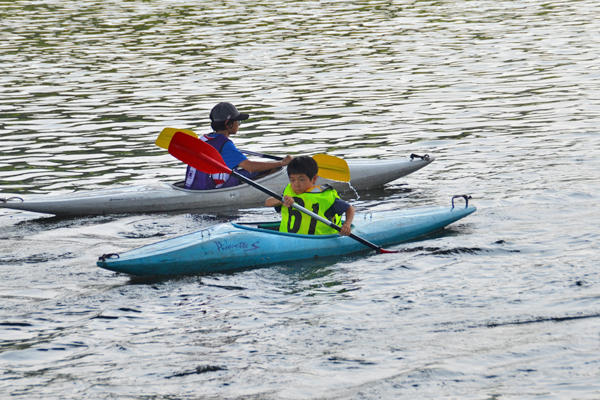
[313,154,351,182]
[156,127,198,149]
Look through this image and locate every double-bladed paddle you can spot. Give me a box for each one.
[168,132,397,254]
[156,127,351,183]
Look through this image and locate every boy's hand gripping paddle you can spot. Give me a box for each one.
[168,132,397,254]
[157,127,350,183]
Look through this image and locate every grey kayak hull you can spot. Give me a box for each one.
[0,157,433,216]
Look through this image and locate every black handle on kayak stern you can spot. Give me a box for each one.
[451,195,472,209]
[99,253,120,262]
[0,197,24,203]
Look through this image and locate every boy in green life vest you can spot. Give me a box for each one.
[265,156,355,236]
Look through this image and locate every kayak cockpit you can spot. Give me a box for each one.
[232,221,348,238]
[234,221,281,231]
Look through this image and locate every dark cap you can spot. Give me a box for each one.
[209,102,249,122]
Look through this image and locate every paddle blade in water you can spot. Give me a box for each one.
[156,127,198,150]
[313,154,351,182]
[168,132,232,175]
[378,248,399,254]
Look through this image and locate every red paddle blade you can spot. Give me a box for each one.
[168,132,232,175]
[379,248,399,254]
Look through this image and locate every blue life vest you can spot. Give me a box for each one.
[184,134,256,190]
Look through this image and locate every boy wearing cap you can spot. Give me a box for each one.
[184,102,293,190]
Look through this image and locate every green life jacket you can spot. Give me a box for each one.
[279,184,342,235]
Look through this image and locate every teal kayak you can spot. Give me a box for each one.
[97,199,476,276]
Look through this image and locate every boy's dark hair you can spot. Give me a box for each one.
[211,120,234,132]
[287,156,318,179]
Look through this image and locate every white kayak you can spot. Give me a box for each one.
[0,156,433,216]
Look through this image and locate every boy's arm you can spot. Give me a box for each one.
[339,205,355,236]
[265,195,295,208]
[239,155,293,173]
[265,197,283,207]
[223,141,292,172]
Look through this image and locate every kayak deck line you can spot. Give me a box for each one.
[0,156,435,216]
[96,199,476,277]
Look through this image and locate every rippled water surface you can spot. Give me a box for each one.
[1,0,600,398]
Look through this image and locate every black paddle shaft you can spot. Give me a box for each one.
[240,150,281,160]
